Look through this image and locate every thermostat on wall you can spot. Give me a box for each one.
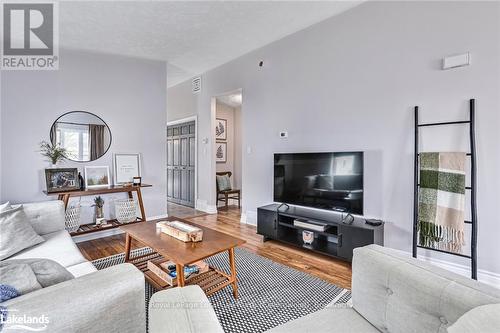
[279,131,288,139]
[442,52,470,70]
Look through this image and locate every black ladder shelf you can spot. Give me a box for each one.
[412,99,478,280]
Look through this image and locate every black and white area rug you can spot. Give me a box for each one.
[92,247,351,333]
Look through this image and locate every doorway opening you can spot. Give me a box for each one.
[213,89,243,211]
[167,117,196,208]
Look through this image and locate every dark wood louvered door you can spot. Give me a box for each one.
[167,121,195,207]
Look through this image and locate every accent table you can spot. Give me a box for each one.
[43,184,152,236]
[120,217,245,298]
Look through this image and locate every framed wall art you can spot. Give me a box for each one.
[113,153,141,185]
[44,168,79,193]
[215,118,227,141]
[215,142,227,163]
[84,166,110,188]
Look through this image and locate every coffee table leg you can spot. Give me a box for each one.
[124,234,132,262]
[176,264,185,287]
[228,247,238,298]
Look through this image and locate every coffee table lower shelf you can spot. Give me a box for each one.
[128,252,234,296]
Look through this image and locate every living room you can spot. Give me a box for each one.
[1,1,499,332]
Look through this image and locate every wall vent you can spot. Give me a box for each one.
[192,76,201,94]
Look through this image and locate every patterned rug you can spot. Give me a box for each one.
[92,247,351,333]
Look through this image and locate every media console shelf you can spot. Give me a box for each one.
[257,204,384,262]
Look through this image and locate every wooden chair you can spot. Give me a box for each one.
[216,172,241,210]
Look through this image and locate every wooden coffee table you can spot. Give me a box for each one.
[120,217,245,298]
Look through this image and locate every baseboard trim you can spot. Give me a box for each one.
[195,199,217,214]
[415,254,500,288]
[243,210,257,226]
[72,214,168,243]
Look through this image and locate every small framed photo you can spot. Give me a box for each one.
[45,168,79,193]
[215,118,227,141]
[113,153,141,185]
[215,142,227,163]
[85,166,110,188]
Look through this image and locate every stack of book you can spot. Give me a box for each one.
[147,259,209,286]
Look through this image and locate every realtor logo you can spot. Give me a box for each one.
[1,1,59,70]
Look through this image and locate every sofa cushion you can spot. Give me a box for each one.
[9,230,87,268]
[0,204,45,260]
[0,259,74,300]
[266,307,379,333]
[0,263,41,299]
[66,262,97,278]
[447,303,500,333]
[352,245,500,333]
[149,286,224,333]
[22,201,66,236]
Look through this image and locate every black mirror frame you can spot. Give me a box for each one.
[49,110,112,163]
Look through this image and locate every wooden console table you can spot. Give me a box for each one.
[43,184,152,236]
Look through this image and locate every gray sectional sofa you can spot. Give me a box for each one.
[1,201,146,332]
[149,245,500,333]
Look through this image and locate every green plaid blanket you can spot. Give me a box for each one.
[418,152,466,253]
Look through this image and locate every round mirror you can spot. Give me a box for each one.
[50,111,112,162]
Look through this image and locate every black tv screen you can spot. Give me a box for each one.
[274,152,364,214]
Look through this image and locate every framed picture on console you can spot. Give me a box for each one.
[85,166,110,188]
[113,153,141,185]
[44,168,79,193]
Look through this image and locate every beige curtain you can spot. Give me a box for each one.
[89,124,105,160]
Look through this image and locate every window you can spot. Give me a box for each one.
[55,123,89,161]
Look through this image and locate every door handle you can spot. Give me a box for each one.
[338,233,343,247]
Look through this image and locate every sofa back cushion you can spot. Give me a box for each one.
[352,245,500,333]
[22,201,66,235]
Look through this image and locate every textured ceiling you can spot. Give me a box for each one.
[59,1,362,87]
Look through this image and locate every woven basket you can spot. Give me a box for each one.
[115,199,137,223]
[65,204,81,233]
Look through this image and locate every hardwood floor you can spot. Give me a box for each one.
[77,204,353,289]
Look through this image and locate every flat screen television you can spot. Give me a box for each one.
[274,152,364,214]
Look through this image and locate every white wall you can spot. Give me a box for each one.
[233,105,242,190]
[167,79,197,122]
[167,1,500,276]
[1,49,168,219]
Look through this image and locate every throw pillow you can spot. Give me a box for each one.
[448,303,500,333]
[217,175,232,191]
[0,259,74,302]
[0,202,12,213]
[0,205,44,260]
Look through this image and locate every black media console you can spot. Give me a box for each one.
[257,204,384,262]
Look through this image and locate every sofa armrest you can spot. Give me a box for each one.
[148,286,223,333]
[22,201,66,235]
[352,245,500,333]
[2,263,145,333]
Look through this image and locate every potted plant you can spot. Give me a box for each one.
[39,140,68,167]
[92,196,105,223]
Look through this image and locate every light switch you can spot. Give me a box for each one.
[246,146,252,154]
